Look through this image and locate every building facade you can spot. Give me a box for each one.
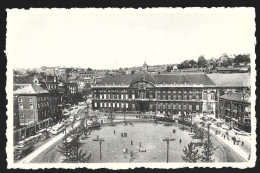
[218,92,251,132]
[91,65,218,116]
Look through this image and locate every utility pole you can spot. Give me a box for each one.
[124,106,126,122]
[207,123,211,161]
[99,138,105,161]
[163,137,175,163]
[190,111,193,132]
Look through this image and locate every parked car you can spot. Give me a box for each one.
[139,147,146,152]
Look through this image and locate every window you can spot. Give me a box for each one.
[30,104,33,109]
[158,104,161,110]
[163,104,166,109]
[178,104,182,110]
[108,103,111,107]
[178,94,182,100]
[19,103,23,109]
[189,105,192,110]
[132,104,135,109]
[183,94,187,100]
[104,103,107,107]
[196,105,200,111]
[100,103,103,107]
[168,104,171,109]
[183,104,187,110]
[18,98,23,102]
[173,95,176,100]
[94,103,97,107]
[173,104,176,109]
[126,103,128,108]
[19,113,24,119]
[203,93,207,100]
[211,93,215,100]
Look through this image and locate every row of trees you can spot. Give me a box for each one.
[57,115,92,163]
[166,54,250,71]
[182,123,217,162]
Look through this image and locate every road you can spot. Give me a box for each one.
[18,105,88,164]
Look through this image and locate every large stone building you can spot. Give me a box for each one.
[218,92,251,132]
[91,63,219,116]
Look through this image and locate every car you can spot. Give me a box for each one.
[188,132,195,136]
[139,147,146,152]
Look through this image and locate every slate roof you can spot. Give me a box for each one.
[219,92,250,103]
[14,84,49,95]
[96,73,215,86]
[207,73,250,87]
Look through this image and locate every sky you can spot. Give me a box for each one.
[6,8,255,69]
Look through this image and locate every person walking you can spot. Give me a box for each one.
[114,130,115,134]
[179,139,182,143]
[131,140,133,145]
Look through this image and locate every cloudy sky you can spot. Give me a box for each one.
[6,8,255,69]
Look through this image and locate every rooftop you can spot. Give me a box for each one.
[14,84,49,95]
[96,73,215,86]
[219,92,250,103]
[207,73,250,87]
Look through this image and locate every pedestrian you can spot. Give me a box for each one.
[131,140,133,145]
[242,141,244,146]
[224,135,225,139]
[179,139,182,143]
[233,139,236,145]
[121,133,123,137]
[139,142,142,147]
[114,130,115,134]
[248,154,251,160]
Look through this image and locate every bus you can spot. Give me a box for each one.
[14,135,40,159]
[51,123,65,135]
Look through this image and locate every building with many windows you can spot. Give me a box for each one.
[218,92,251,132]
[91,63,218,116]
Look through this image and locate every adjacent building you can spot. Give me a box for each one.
[218,92,251,132]
[13,85,52,143]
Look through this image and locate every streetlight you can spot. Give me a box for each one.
[99,138,105,161]
[163,137,175,163]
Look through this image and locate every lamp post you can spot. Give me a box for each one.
[99,138,105,161]
[163,137,175,163]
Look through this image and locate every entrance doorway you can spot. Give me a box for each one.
[138,102,149,113]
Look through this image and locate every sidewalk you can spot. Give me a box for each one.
[210,124,251,162]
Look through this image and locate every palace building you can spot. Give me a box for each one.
[91,62,220,116]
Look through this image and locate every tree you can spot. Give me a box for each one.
[106,111,116,125]
[65,68,72,75]
[197,56,207,68]
[182,142,201,163]
[201,138,217,162]
[193,125,206,145]
[234,54,250,65]
[208,58,217,69]
[166,65,173,72]
[57,131,91,163]
[189,60,197,68]
[87,68,93,71]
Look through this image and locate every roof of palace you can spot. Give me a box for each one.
[96,72,216,86]
[14,84,49,95]
[207,73,250,87]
